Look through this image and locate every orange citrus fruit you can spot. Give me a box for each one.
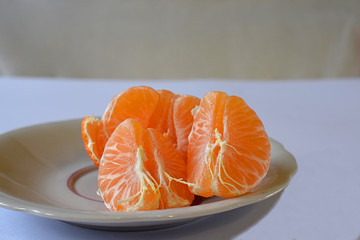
[187,91,271,198]
[98,118,194,211]
[82,86,271,212]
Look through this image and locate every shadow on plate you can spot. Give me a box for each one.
[150,191,283,240]
[55,191,282,240]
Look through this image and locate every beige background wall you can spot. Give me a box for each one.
[0,0,359,79]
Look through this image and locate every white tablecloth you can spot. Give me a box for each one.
[0,77,359,240]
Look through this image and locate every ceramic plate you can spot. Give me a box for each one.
[0,119,297,230]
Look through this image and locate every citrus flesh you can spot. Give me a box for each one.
[82,87,199,167]
[82,87,271,212]
[187,91,271,198]
[81,116,103,167]
[173,95,201,160]
[97,86,160,155]
[98,119,194,211]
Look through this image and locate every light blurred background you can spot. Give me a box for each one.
[0,0,359,80]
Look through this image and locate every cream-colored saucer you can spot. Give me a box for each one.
[0,119,297,230]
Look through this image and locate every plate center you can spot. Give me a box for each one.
[67,165,103,202]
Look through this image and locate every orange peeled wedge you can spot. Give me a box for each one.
[81,86,160,167]
[81,116,103,167]
[187,91,271,198]
[97,86,160,158]
[98,119,194,211]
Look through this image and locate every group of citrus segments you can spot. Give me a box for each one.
[81,86,271,212]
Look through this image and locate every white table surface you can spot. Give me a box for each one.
[0,77,359,240]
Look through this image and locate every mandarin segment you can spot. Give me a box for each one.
[84,86,160,167]
[213,95,271,197]
[98,119,160,211]
[187,91,271,198]
[142,128,194,209]
[187,91,229,197]
[81,116,103,167]
[148,90,200,160]
[98,119,194,212]
[148,89,179,146]
[98,86,160,152]
[173,95,201,160]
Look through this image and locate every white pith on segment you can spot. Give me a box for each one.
[117,145,159,211]
[147,124,194,209]
[98,118,160,211]
[155,155,195,208]
[187,91,228,196]
[212,129,248,195]
[191,105,199,117]
[205,128,267,196]
[99,117,195,212]
[204,142,215,185]
[189,92,270,197]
